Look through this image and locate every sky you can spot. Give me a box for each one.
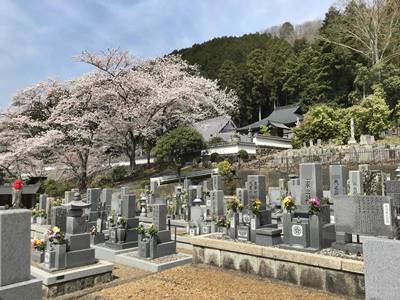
[0,0,334,109]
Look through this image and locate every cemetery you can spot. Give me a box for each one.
[0,157,394,298]
[3,0,400,298]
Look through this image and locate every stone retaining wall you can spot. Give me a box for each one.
[191,235,364,299]
[43,271,112,298]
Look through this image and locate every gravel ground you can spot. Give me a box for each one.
[94,264,344,300]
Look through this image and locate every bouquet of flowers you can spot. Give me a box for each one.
[307,197,321,215]
[31,208,38,217]
[108,214,115,226]
[47,226,65,245]
[216,215,227,227]
[226,197,241,213]
[136,223,146,235]
[251,199,262,215]
[282,196,296,212]
[37,209,47,218]
[90,225,97,236]
[32,239,46,251]
[117,216,126,227]
[148,224,158,237]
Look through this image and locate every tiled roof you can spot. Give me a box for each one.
[193,115,236,141]
[238,103,302,131]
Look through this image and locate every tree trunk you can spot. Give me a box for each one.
[177,167,182,184]
[147,150,151,168]
[78,152,89,192]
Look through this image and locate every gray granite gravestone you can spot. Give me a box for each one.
[39,194,47,211]
[87,188,102,228]
[46,197,54,225]
[64,191,74,204]
[281,205,334,252]
[349,171,363,195]
[384,180,400,207]
[138,203,176,259]
[150,180,159,194]
[236,188,249,206]
[334,196,397,238]
[211,175,223,191]
[288,177,301,204]
[247,175,266,207]
[329,165,348,197]
[0,209,42,300]
[208,190,224,216]
[333,195,399,253]
[62,198,96,268]
[363,238,400,300]
[300,162,323,205]
[51,206,67,232]
[105,194,138,250]
[268,187,281,206]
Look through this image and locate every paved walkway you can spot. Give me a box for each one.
[93,264,344,300]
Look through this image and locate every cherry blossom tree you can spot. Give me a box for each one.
[77,49,238,171]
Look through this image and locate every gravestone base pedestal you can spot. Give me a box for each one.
[0,277,42,300]
[115,251,192,272]
[104,240,138,250]
[31,260,113,298]
[92,243,137,262]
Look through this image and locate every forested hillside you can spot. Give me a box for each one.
[173,2,400,132]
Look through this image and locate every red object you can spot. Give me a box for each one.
[12,179,23,190]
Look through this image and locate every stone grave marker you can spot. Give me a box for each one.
[268,187,281,206]
[51,206,67,232]
[300,162,323,205]
[39,194,47,210]
[329,165,348,197]
[247,175,266,206]
[0,209,41,299]
[236,188,249,206]
[211,175,223,191]
[334,196,397,238]
[349,171,363,195]
[208,190,224,216]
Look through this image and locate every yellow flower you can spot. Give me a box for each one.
[52,226,60,233]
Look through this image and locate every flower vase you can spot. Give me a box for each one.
[117,227,126,243]
[31,216,36,224]
[31,249,44,263]
[138,238,150,258]
[37,217,45,225]
[149,236,158,259]
[54,244,66,269]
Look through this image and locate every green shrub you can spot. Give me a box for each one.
[41,179,74,197]
[111,166,128,182]
[210,152,219,163]
[89,175,113,188]
[238,150,249,160]
[217,160,232,176]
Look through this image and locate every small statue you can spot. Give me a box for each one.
[11,178,23,208]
